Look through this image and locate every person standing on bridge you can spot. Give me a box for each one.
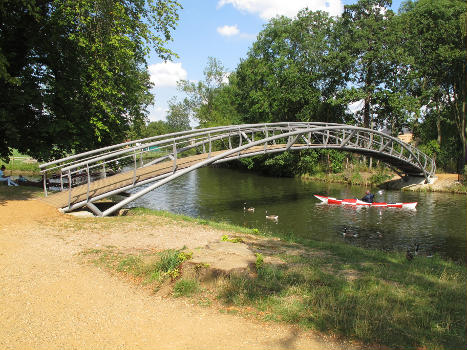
[361,190,374,203]
[0,165,18,186]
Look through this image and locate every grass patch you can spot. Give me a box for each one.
[79,208,467,349]
[83,248,195,290]
[217,251,466,350]
[127,207,262,235]
[221,234,244,243]
[0,185,44,201]
[0,152,41,175]
[301,168,393,187]
[403,183,467,194]
[174,279,200,297]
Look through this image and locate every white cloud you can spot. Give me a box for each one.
[217,24,240,37]
[148,106,168,122]
[218,0,343,19]
[148,61,187,87]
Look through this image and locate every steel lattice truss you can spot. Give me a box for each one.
[40,122,435,216]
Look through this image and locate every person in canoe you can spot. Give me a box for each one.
[361,190,375,203]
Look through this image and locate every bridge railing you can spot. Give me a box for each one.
[39,123,435,204]
[38,122,329,194]
[37,124,256,194]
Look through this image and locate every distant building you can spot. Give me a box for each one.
[398,132,413,144]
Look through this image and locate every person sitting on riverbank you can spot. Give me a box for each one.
[0,165,19,186]
[361,190,374,203]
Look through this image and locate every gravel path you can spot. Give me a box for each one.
[0,199,354,350]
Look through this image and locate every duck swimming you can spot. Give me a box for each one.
[243,203,255,212]
[265,211,278,221]
[342,227,358,238]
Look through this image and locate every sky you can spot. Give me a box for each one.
[147,0,403,123]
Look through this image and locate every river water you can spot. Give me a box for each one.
[127,167,467,263]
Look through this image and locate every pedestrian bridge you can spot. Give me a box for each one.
[40,122,435,216]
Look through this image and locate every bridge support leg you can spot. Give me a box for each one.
[86,202,103,217]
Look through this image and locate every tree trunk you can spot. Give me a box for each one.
[363,94,371,129]
[461,98,466,170]
[436,115,442,145]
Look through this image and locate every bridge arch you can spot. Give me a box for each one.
[40,122,435,216]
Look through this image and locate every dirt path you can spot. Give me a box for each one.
[0,199,353,350]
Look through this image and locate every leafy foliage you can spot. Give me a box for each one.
[232,10,348,125]
[0,0,181,161]
[399,0,466,166]
[170,57,241,128]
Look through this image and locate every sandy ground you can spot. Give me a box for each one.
[0,199,355,350]
[383,172,462,191]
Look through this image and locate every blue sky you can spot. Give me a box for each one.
[147,0,403,123]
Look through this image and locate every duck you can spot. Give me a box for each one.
[265,210,278,221]
[342,227,358,238]
[406,244,419,261]
[243,203,255,213]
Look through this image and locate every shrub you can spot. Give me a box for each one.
[174,279,200,297]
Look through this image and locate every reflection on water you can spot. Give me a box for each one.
[128,167,467,263]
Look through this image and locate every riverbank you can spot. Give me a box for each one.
[1,186,465,350]
[302,171,467,194]
[400,173,467,194]
[0,188,356,350]
[100,207,467,350]
[301,170,392,187]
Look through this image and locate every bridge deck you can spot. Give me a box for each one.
[41,145,286,209]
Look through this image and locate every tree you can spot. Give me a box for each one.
[175,57,239,128]
[166,97,191,132]
[336,0,416,130]
[0,0,181,161]
[232,9,348,124]
[400,0,466,165]
[127,120,170,140]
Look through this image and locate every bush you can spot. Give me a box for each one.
[174,279,199,297]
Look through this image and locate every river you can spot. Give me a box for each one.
[127,167,467,263]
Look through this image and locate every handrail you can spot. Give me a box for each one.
[40,122,435,204]
[39,122,343,171]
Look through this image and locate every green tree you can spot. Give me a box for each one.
[0,0,181,161]
[336,0,418,131]
[166,97,191,132]
[400,0,466,165]
[175,57,239,127]
[127,120,170,140]
[233,9,348,124]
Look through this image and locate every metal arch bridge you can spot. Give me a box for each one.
[40,122,435,216]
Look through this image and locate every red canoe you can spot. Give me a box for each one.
[314,195,417,209]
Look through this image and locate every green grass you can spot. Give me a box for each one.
[1,151,41,174]
[127,207,262,235]
[73,207,467,349]
[0,184,44,201]
[125,208,467,350]
[302,168,393,187]
[174,279,200,297]
[83,248,195,290]
[218,252,466,349]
